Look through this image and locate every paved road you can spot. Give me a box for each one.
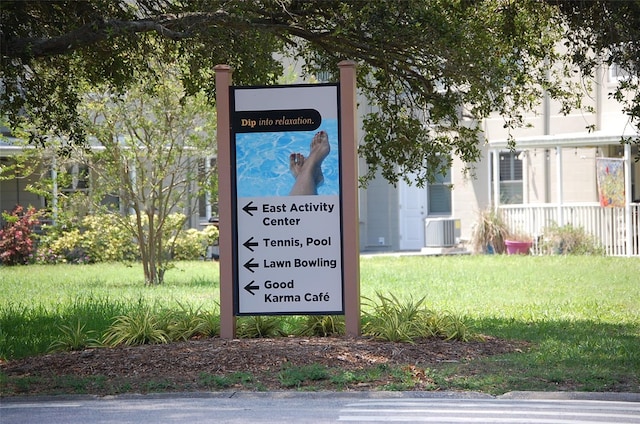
[1,392,639,423]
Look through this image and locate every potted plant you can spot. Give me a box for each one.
[471,209,509,254]
[504,231,533,255]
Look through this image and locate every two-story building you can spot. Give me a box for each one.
[360,63,639,256]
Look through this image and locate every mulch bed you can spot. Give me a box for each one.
[1,336,526,396]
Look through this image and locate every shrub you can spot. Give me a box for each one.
[37,213,137,263]
[33,246,64,264]
[540,223,605,255]
[45,228,86,264]
[80,214,138,262]
[36,211,217,264]
[202,224,219,247]
[171,228,207,260]
[0,205,39,265]
[33,215,78,264]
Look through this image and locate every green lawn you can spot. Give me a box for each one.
[1,255,639,394]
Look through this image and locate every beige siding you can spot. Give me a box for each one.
[451,145,491,241]
[360,173,398,251]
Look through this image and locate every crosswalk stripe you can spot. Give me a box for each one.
[338,399,640,423]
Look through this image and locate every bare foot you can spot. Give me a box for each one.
[307,131,330,164]
[290,152,324,186]
[289,131,330,196]
[289,153,305,178]
[306,131,329,186]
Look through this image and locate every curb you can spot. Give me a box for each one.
[2,390,639,403]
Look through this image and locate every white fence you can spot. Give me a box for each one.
[499,203,640,257]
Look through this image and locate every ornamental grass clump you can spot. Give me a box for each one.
[163,302,220,340]
[362,292,472,342]
[236,316,286,338]
[470,209,509,254]
[101,302,221,347]
[102,307,170,347]
[296,315,345,337]
[48,320,102,352]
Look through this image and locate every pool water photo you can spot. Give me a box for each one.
[235,119,339,197]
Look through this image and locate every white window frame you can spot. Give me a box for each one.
[496,151,523,205]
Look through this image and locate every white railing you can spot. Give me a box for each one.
[499,203,640,257]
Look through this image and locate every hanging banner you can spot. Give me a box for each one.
[596,157,625,208]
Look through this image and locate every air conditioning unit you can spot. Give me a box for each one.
[424,218,461,247]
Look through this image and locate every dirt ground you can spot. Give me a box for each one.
[1,336,526,396]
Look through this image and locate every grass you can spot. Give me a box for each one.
[1,256,639,394]
[0,262,219,359]
[198,371,255,389]
[279,363,330,388]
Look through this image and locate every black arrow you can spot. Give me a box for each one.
[244,280,260,295]
[243,237,259,252]
[243,258,259,273]
[242,201,258,216]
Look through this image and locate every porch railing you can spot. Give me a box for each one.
[499,203,640,257]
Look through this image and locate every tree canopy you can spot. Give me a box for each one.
[1,1,638,185]
[551,0,640,151]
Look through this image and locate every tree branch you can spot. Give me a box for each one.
[4,12,228,59]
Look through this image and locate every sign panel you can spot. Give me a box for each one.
[231,84,343,315]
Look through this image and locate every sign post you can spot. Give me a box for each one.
[214,65,235,339]
[338,61,361,337]
[215,63,359,337]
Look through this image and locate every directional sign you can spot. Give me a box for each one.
[236,195,342,314]
[231,84,344,315]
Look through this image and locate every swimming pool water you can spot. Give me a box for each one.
[235,119,339,197]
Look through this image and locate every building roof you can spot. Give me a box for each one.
[489,128,638,150]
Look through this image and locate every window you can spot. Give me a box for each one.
[495,151,523,204]
[608,63,632,84]
[60,164,89,192]
[57,162,122,211]
[428,159,452,215]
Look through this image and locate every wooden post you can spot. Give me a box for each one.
[214,64,236,339]
[338,60,361,337]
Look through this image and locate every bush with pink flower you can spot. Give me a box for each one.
[0,205,40,266]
